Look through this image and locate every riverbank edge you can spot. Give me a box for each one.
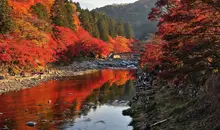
[0,67,99,95]
[124,70,220,130]
[0,59,138,95]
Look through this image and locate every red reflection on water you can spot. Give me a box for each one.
[0,69,135,130]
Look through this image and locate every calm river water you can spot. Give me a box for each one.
[0,69,136,130]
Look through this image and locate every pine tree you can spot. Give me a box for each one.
[98,17,109,42]
[50,0,69,27]
[0,0,13,34]
[124,23,134,39]
[65,1,76,30]
[108,19,117,38]
[80,10,93,33]
[91,11,100,38]
[117,22,125,37]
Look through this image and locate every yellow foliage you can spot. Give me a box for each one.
[70,3,77,12]
[14,18,49,46]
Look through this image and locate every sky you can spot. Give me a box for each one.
[74,0,139,10]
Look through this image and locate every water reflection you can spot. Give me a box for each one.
[0,69,135,130]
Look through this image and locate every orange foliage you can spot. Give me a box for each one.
[9,0,53,15]
[51,26,110,59]
[109,36,133,53]
[1,0,135,72]
[73,13,81,30]
[141,43,163,70]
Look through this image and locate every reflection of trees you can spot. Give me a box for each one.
[84,80,135,106]
[0,69,135,130]
[124,80,135,99]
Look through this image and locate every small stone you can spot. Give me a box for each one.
[0,112,3,115]
[25,109,28,112]
[88,102,95,106]
[41,120,48,123]
[36,113,40,116]
[26,121,37,127]
[48,100,52,103]
[2,125,9,130]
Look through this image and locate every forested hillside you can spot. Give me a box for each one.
[0,0,134,74]
[95,0,157,40]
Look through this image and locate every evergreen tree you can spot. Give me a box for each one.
[0,0,13,34]
[50,0,69,27]
[98,17,109,42]
[103,15,110,36]
[117,22,126,37]
[80,10,93,33]
[74,2,82,12]
[124,23,134,39]
[90,11,100,38]
[108,19,117,38]
[31,3,49,20]
[65,1,76,30]
[75,3,134,40]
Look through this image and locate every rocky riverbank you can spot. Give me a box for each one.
[0,59,138,94]
[124,70,220,130]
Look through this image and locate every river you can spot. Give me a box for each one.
[0,69,136,130]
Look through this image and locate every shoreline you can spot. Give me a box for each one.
[0,59,138,95]
[124,69,220,130]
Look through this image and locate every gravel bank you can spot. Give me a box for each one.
[0,59,138,94]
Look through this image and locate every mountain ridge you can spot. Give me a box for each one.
[95,0,157,40]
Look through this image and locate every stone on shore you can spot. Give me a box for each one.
[26,121,37,127]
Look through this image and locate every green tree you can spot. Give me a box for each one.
[31,3,49,20]
[117,22,125,37]
[90,11,100,38]
[80,10,93,33]
[98,17,109,42]
[65,1,76,30]
[108,19,117,38]
[0,0,13,34]
[50,0,69,27]
[124,23,134,39]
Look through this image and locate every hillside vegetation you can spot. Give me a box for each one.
[95,0,157,40]
[0,0,134,75]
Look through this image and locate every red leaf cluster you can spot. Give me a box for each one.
[0,34,56,69]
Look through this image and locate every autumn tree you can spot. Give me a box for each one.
[0,0,13,34]
[142,0,220,86]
